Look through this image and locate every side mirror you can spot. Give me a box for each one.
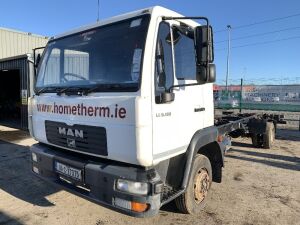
[35,53,41,68]
[196,64,216,84]
[33,46,45,80]
[194,25,214,64]
[194,25,215,83]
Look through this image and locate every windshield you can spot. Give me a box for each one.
[36,15,150,92]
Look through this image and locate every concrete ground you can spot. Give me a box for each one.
[0,125,299,225]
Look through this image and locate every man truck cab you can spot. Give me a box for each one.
[29,6,221,217]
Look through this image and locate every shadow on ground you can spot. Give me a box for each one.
[0,129,30,143]
[229,148,300,164]
[227,147,300,172]
[231,141,253,148]
[0,211,24,225]
[275,129,300,142]
[160,200,181,214]
[0,139,60,207]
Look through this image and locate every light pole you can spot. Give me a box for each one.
[97,0,100,22]
[225,25,232,91]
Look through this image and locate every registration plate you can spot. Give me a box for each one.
[55,161,82,181]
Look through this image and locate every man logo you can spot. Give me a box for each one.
[58,127,84,139]
[67,138,76,148]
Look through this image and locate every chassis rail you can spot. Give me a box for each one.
[215,111,286,136]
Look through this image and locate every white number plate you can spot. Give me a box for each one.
[55,161,82,181]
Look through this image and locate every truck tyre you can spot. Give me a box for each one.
[229,129,243,138]
[263,122,275,149]
[251,134,263,148]
[175,154,212,214]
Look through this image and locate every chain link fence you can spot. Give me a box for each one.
[215,78,300,111]
[214,78,300,130]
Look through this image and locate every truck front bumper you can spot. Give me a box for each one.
[30,143,162,217]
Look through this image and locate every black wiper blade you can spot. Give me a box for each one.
[85,84,121,94]
[53,83,137,96]
[85,83,137,94]
[57,86,89,96]
[35,87,60,95]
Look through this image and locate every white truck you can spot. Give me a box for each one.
[29,6,282,217]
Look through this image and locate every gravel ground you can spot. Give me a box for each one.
[0,125,299,225]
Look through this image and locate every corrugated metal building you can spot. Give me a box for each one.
[0,27,48,130]
[0,27,48,59]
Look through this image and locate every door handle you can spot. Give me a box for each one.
[194,107,205,112]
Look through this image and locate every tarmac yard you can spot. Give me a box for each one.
[0,125,299,225]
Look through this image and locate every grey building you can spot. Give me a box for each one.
[0,27,48,129]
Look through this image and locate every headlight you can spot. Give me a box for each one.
[116,179,148,195]
[32,152,38,162]
[32,166,39,174]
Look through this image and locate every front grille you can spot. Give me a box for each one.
[45,120,107,156]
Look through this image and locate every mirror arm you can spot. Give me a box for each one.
[168,82,200,92]
[162,16,210,50]
[163,16,212,78]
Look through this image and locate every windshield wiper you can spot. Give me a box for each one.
[85,84,121,94]
[54,83,138,96]
[56,86,90,96]
[35,87,61,95]
[85,83,138,94]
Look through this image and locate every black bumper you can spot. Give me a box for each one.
[30,143,162,217]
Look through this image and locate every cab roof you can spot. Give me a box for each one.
[52,6,199,40]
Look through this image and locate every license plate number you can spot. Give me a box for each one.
[55,161,82,181]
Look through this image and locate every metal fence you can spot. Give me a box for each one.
[214,78,300,112]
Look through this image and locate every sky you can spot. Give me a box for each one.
[1,0,300,84]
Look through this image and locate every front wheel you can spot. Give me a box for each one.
[175,154,212,214]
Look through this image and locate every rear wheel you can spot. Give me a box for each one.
[251,134,263,147]
[263,122,275,149]
[229,129,244,138]
[175,154,212,214]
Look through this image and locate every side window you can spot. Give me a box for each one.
[173,28,196,80]
[155,22,174,103]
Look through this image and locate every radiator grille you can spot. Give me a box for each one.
[45,120,107,156]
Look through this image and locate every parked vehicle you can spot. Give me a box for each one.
[28,6,284,217]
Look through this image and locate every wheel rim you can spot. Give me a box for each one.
[193,168,210,204]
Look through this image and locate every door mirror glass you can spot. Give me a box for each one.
[196,63,216,83]
[194,25,214,64]
[194,25,215,83]
[35,53,41,68]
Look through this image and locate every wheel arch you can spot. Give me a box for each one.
[197,141,224,183]
[181,126,224,189]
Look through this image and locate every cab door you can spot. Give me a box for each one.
[152,22,204,164]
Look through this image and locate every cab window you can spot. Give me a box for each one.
[155,22,174,103]
[173,27,196,80]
